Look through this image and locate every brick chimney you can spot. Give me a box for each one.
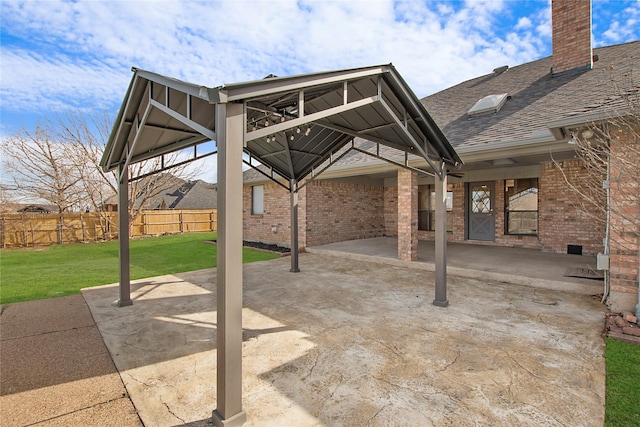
[552,0,593,75]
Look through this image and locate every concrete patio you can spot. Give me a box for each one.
[308,237,604,295]
[82,248,606,426]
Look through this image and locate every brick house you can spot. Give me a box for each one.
[243,0,640,312]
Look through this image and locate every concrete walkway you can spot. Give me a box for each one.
[0,295,141,427]
[82,253,606,426]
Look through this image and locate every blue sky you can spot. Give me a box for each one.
[1,0,639,182]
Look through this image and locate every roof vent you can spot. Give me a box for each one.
[493,65,508,75]
[467,93,509,116]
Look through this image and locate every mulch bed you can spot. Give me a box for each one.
[205,240,291,255]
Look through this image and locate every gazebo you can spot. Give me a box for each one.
[100,64,461,426]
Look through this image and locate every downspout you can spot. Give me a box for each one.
[636,245,640,319]
[601,157,610,304]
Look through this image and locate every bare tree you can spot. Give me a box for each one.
[553,70,640,312]
[5,111,199,226]
[0,183,20,213]
[1,126,84,213]
[2,110,205,235]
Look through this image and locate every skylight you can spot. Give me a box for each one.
[467,93,509,116]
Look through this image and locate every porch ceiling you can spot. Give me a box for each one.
[100,65,462,182]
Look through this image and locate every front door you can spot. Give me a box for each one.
[468,182,495,241]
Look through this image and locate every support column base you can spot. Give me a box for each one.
[117,299,133,307]
[432,299,449,307]
[290,268,300,273]
[212,409,247,427]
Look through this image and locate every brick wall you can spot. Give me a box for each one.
[243,182,293,246]
[305,180,385,247]
[608,128,640,306]
[383,163,603,254]
[397,169,418,261]
[246,160,607,260]
[552,0,592,74]
[412,181,541,249]
[384,186,397,236]
[539,160,604,255]
[244,180,386,248]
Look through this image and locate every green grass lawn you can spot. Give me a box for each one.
[0,232,280,304]
[605,337,640,426]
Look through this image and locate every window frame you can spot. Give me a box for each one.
[418,184,453,232]
[504,178,539,236]
[251,185,264,215]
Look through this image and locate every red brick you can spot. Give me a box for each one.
[622,327,640,337]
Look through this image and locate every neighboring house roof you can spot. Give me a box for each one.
[105,175,217,210]
[143,178,217,210]
[16,204,57,213]
[165,179,218,209]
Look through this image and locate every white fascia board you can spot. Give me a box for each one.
[313,158,397,180]
[451,130,572,159]
[547,107,632,129]
[133,68,211,102]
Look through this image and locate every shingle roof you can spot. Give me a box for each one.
[169,180,217,209]
[243,41,640,184]
[422,41,640,149]
[104,175,217,209]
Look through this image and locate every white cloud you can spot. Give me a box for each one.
[0,0,551,110]
[2,0,637,183]
[0,49,129,112]
[594,1,640,46]
[516,16,533,30]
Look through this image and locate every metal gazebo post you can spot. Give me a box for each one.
[290,179,300,273]
[212,102,247,427]
[433,161,449,307]
[117,162,132,307]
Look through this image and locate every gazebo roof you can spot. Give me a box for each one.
[100,64,461,182]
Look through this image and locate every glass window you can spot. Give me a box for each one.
[505,178,538,235]
[252,185,264,215]
[418,184,453,231]
[471,184,491,213]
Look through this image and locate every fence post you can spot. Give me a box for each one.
[1,217,5,249]
[58,215,64,245]
[180,211,184,233]
[81,213,86,242]
[22,214,28,248]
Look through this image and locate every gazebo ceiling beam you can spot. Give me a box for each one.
[149,98,216,141]
[312,119,410,153]
[245,96,379,143]
[119,92,153,182]
[377,97,442,177]
[136,122,202,136]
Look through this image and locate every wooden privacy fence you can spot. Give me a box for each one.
[1,209,217,248]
